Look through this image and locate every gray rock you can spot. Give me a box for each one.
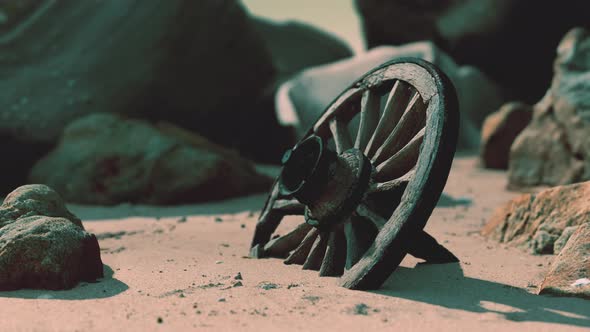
[0,184,82,228]
[29,113,272,205]
[355,0,590,103]
[0,0,274,154]
[253,18,353,85]
[0,185,102,290]
[509,28,590,187]
[554,226,579,254]
[276,43,503,149]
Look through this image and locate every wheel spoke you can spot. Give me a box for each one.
[372,92,426,164]
[369,169,414,194]
[354,89,380,151]
[319,229,347,277]
[375,128,424,182]
[273,199,305,214]
[263,223,313,258]
[355,204,388,230]
[344,217,378,270]
[303,232,329,271]
[284,228,319,265]
[329,117,353,154]
[365,81,413,157]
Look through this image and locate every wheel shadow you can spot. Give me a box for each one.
[0,265,128,300]
[373,263,590,328]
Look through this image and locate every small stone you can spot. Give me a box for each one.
[157,317,163,324]
[241,224,246,229]
[215,261,223,265]
[258,282,279,290]
[214,217,223,223]
[351,303,370,316]
[233,281,243,288]
[178,216,187,223]
[218,298,226,302]
[234,272,243,280]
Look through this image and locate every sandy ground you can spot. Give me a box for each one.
[0,156,589,331]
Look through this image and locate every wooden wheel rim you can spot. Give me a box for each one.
[251,58,459,290]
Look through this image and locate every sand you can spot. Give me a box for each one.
[0,156,588,331]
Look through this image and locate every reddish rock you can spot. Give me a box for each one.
[29,113,272,205]
[480,102,532,169]
[509,28,590,187]
[539,223,590,299]
[482,181,590,254]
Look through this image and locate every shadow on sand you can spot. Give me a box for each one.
[69,191,472,222]
[0,265,128,300]
[374,263,590,328]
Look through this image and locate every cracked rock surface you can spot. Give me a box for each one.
[509,28,590,187]
[0,185,103,290]
[482,181,590,255]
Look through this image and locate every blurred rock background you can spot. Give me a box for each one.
[0,0,589,204]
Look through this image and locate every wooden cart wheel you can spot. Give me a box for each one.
[250,58,459,290]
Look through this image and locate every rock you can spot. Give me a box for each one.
[0,184,82,228]
[539,223,590,299]
[482,181,590,254]
[554,226,579,254]
[253,18,353,84]
[355,0,590,103]
[0,185,103,290]
[0,1,275,156]
[277,43,503,149]
[480,102,532,169]
[29,113,272,205]
[509,28,590,187]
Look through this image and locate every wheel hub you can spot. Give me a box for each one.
[279,135,373,231]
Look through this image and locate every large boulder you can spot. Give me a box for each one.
[0,0,275,155]
[480,102,532,169]
[481,181,590,255]
[509,28,590,188]
[355,0,590,103]
[0,185,103,290]
[539,223,590,299]
[253,18,354,85]
[29,113,272,205]
[276,43,503,149]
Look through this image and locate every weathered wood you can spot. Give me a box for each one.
[250,182,305,254]
[340,59,459,290]
[251,58,459,291]
[354,89,380,151]
[375,128,424,182]
[369,169,414,194]
[263,223,313,258]
[319,229,347,276]
[344,217,378,269]
[284,228,319,265]
[372,92,426,164]
[365,80,413,157]
[302,232,329,271]
[329,117,353,154]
